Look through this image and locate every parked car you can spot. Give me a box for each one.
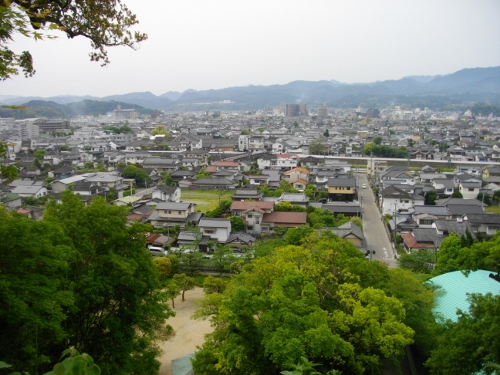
[148,246,167,256]
[362,184,367,189]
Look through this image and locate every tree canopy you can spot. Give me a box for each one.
[191,232,432,375]
[0,192,173,375]
[0,0,147,79]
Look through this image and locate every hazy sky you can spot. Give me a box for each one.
[1,0,499,98]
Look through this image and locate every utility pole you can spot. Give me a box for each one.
[393,203,397,247]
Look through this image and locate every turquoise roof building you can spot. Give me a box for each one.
[428,270,500,322]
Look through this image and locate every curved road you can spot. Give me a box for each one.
[356,173,397,268]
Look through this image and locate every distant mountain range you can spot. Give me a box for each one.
[1,66,499,115]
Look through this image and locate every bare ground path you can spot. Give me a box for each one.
[158,287,212,375]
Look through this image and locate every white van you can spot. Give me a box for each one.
[148,246,166,256]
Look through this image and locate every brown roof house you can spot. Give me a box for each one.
[261,212,307,234]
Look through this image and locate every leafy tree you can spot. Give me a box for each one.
[278,180,298,193]
[284,226,313,245]
[425,190,437,205]
[196,168,211,179]
[211,245,236,276]
[0,0,147,80]
[434,234,462,275]
[150,127,171,136]
[398,249,435,274]
[229,216,245,231]
[308,139,326,155]
[153,256,172,282]
[426,293,500,375]
[203,276,228,294]
[452,191,463,198]
[458,233,500,275]
[159,171,175,186]
[179,250,204,276]
[477,192,492,206]
[275,202,307,212]
[384,268,439,356]
[322,129,329,138]
[121,165,150,187]
[0,142,18,182]
[192,233,416,375]
[0,209,73,374]
[44,349,101,375]
[33,149,47,160]
[104,125,132,134]
[373,136,382,145]
[172,273,196,302]
[44,192,173,375]
[165,282,181,308]
[240,129,251,135]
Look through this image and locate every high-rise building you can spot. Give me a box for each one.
[317,105,329,119]
[285,104,308,117]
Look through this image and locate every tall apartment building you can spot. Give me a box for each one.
[112,105,138,120]
[285,104,308,117]
[317,105,329,119]
[15,119,39,138]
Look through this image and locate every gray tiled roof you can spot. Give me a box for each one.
[156,202,194,210]
[199,218,231,229]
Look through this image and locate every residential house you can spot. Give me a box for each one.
[379,185,424,216]
[482,166,500,181]
[72,181,100,196]
[16,206,44,221]
[256,153,277,170]
[380,170,415,185]
[11,184,47,198]
[247,174,270,187]
[230,201,274,217]
[142,157,179,173]
[170,169,197,182]
[51,174,89,192]
[85,172,123,188]
[283,167,310,191]
[198,218,231,244]
[52,166,75,180]
[327,177,356,202]
[321,202,362,217]
[458,181,481,199]
[231,188,263,201]
[148,202,198,228]
[325,222,365,249]
[214,160,241,171]
[261,212,308,234]
[275,154,299,170]
[152,186,181,202]
[191,178,237,190]
[463,213,500,238]
[432,179,457,196]
[0,193,22,209]
[230,201,274,235]
[278,192,309,207]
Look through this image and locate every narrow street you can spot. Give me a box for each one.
[356,173,397,268]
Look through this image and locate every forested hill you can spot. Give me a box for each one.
[0,100,154,119]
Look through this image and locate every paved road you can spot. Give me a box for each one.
[355,173,397,268]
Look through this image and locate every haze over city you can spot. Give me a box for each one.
[1,0,499,98]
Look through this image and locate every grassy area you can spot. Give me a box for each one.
[485,206,500,214]
[181,190,233,212]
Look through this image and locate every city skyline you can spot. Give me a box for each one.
[1,0,499,98]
